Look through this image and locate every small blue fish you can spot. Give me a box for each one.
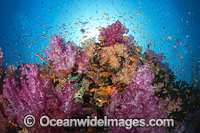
[79,21,89,25]
[173,45,177,49]
[80,29,85,34]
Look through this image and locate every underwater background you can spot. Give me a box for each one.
[0,0,199,88]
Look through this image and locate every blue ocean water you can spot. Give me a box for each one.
[0,0,199,87]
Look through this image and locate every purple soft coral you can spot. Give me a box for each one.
[44,35,78,72]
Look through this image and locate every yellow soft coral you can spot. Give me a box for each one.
[99,43,129,69]
[85,43,96,60]
[109,56,121,69]
[112,63,137,85]
[99,46,116,66]
[114,43,129,58]
[163,97,183,115]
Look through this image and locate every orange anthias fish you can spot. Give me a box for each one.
[108,60,115,63]
[83,35,88,38]
[137,12,142,15]
[47,44,50,48]
[136,24,140,29]
[92,64,98,67]
[193,78,198,83]
[39,48,43,53]
[35,53,44,63]
[124,36,129,41]
[94,79,103,83]
[42,35,47,38]
[127,65,134,68]
[36,63,39,68]
[87,38,93,41]
[79,63,85,66]
[178,56,183,59]
[168,36,172,40]
[129,57,138,62]
[61,81,65,85]
[104,86,116,95]
[88,71,97,76]
[104,13,109,16]
[43,25,47,28]
[98,29,105,32]
[104,18,110,20]
[136,48,141,53]
[99,100,107,106]
[99,35,105,41]
[28,44,32,48]
[100,72,112,77]
[133,70,137,74]
[96,90,108,95]
[40,74,44,79]
[9,121,17,127]
[95,98,107,106]
[74,23,79,25]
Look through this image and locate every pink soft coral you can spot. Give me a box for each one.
[3,64,52,127]
[104,87,167,133]
[104,63,167,133]
[76,51,90,74]
[0,48,4,86]
[99,20,129,46]
[55,84,82,118]
[44,35,78,72]
[3,63,82,129]
[131,63,157,93]
[0,95,9,133]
